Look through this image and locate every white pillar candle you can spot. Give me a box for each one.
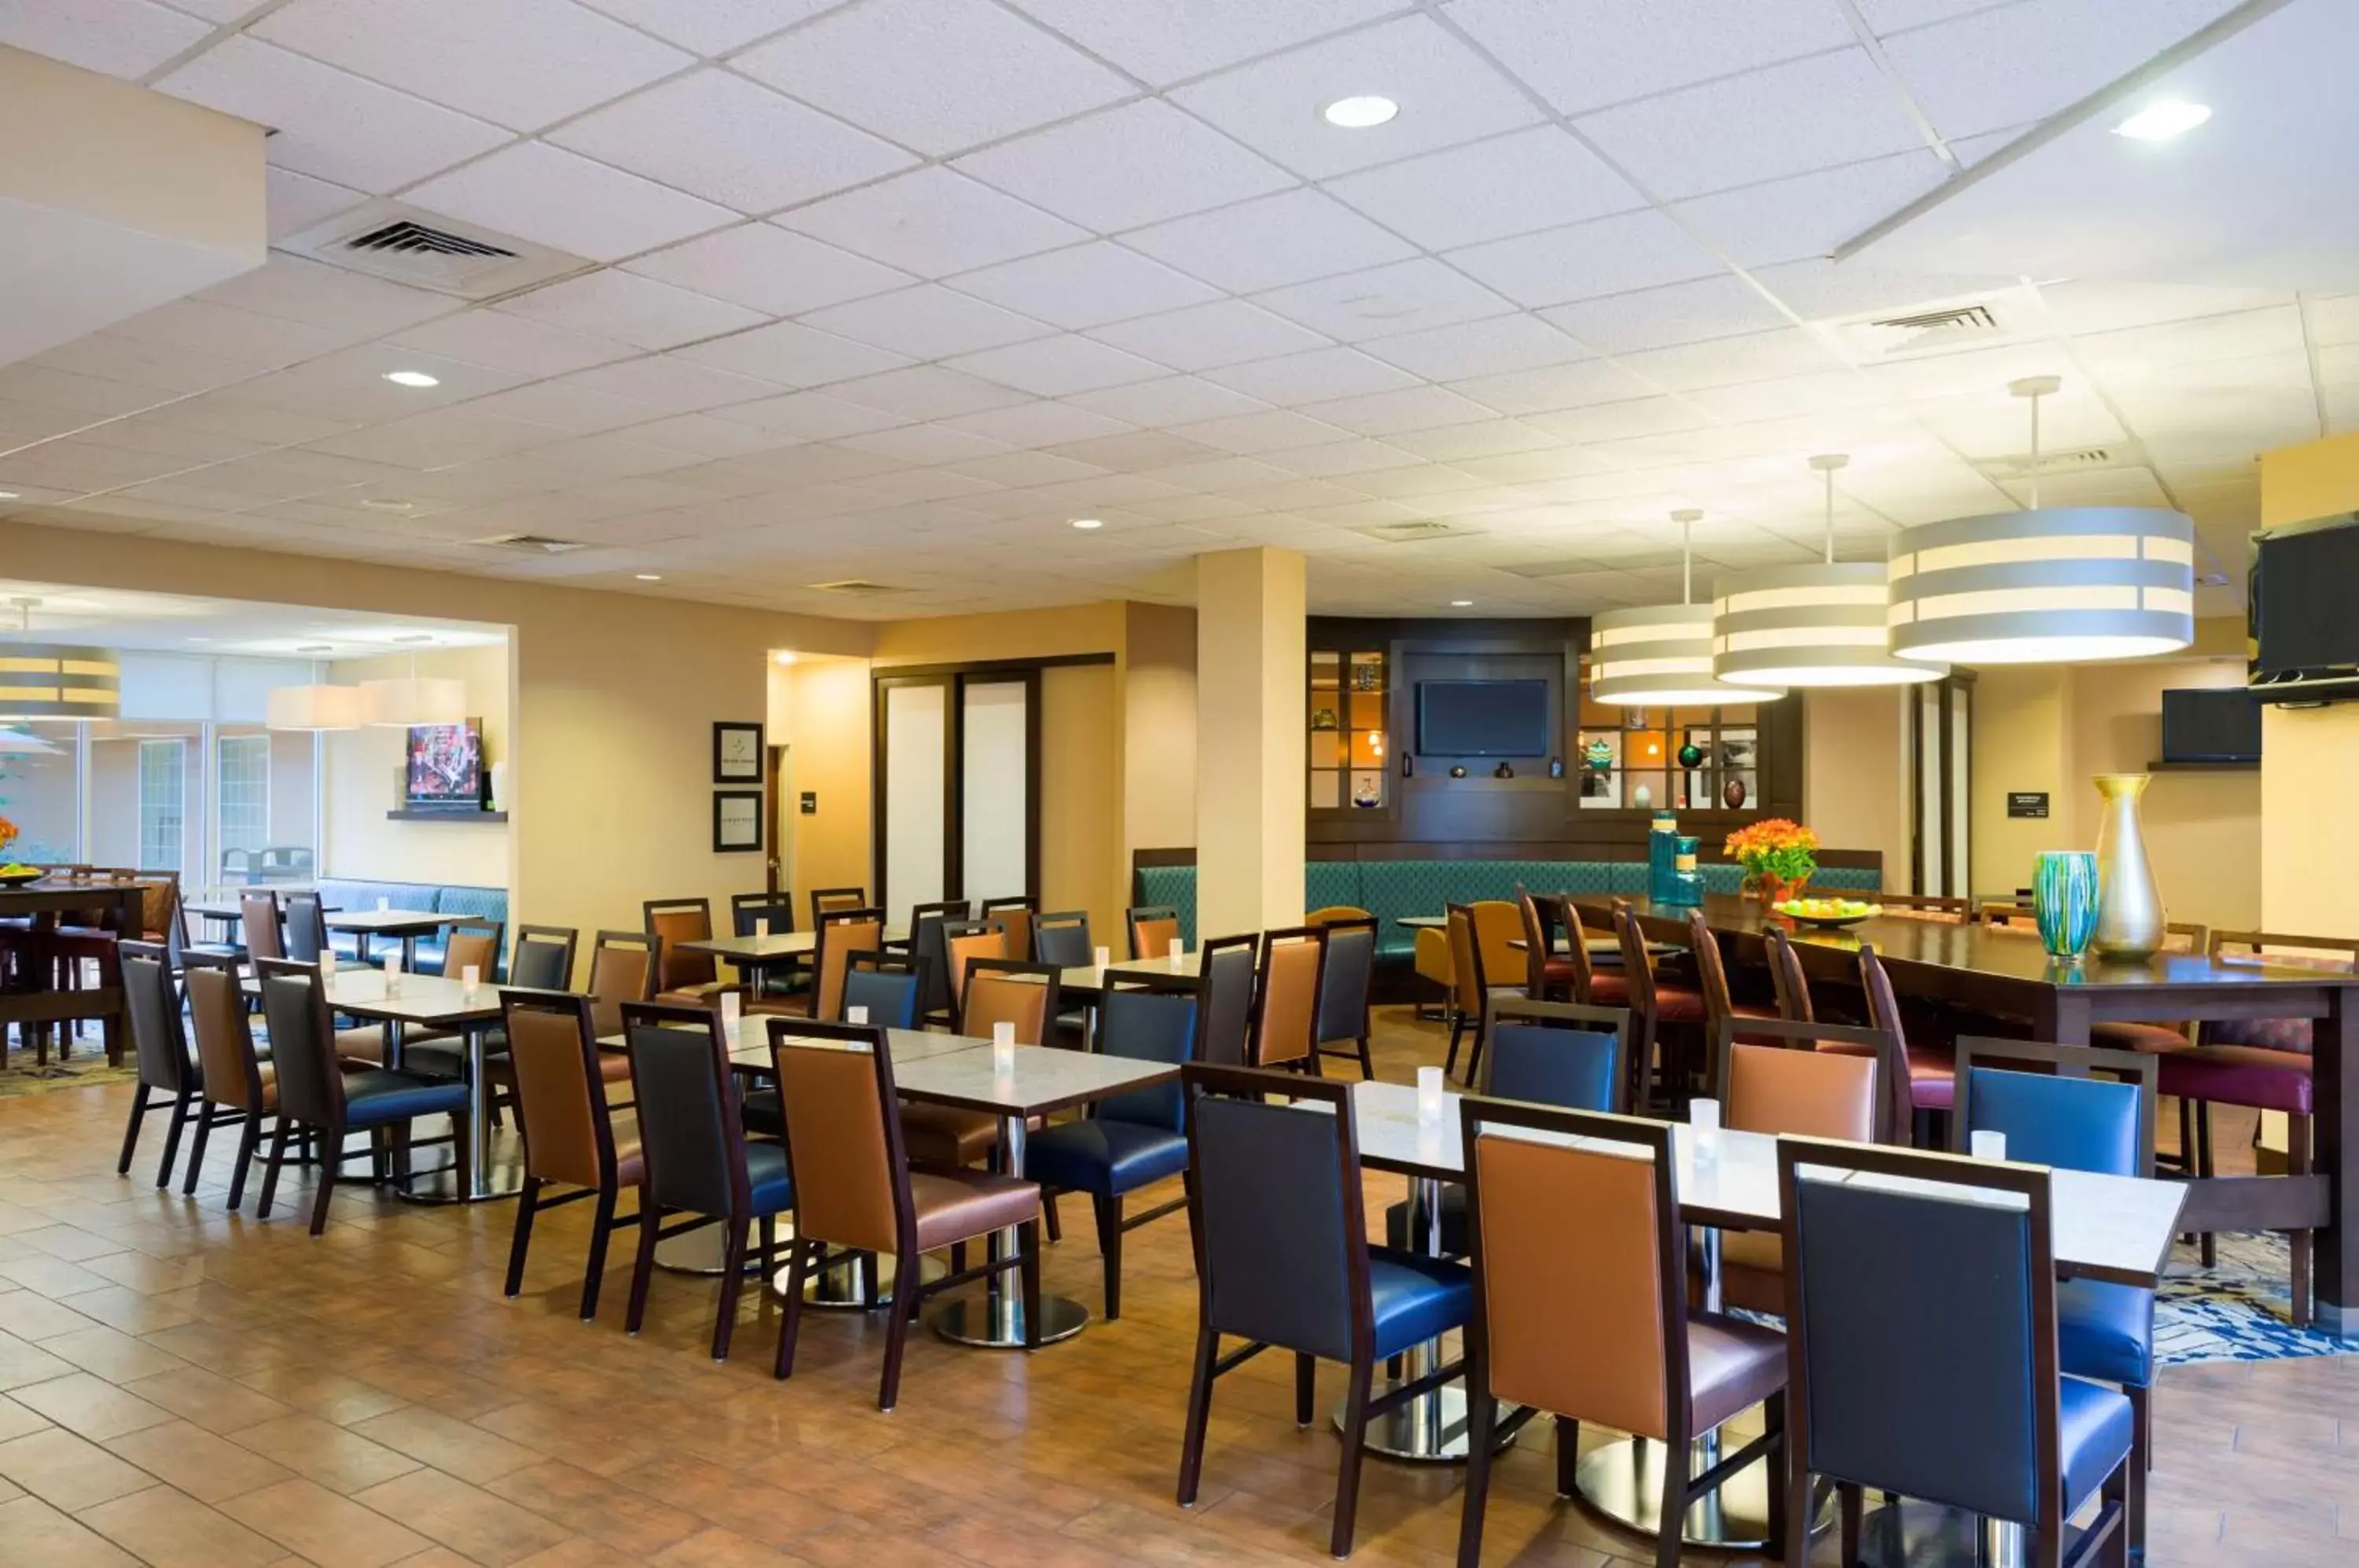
[1971,1129,2008,1162]
[1168,937,1187,971]
[992,1018,1016,1072]
[754,917,769,938]
[381,953,402,996]
[1416,1065,1445,1122]
[720,992,742,1036]
[461,964,480,1002]
[847,1005,869,1025]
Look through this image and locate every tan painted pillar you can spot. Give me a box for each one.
[1194,548,1305,939]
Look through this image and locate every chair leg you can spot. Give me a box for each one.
[2197,1102,2217,1268]
[712,1222,749,1362]
[1762,1393,1788,1559]
[1177,1325,1220,1507]
[505,1175,541,1298]
[1018,1218,1043,1350]
[256,1118,292,1220]
[1463,1018,1486,1089]
[1294,1352,1316,1427]
[1043,1191,1062,1243]
[580,1187,618,1322]
[178,1100,216,1197]
[1839,1482,1863,1566]
[775,1237,811,1380]
[625,1196,662,1335]
[155,1088,194,1191]
[1092,1192,1124,1321]
[1457,1379,1497,1568]
[1785,1452,1816,1568]
[878,1250,918,1412]
[1552,1415,1580,1497]
[2126,1382,2149,1551]
[1354,1032,1374,1080]
[1444,1014,1467,1079]
[2290,1113,2314,1327]
[306,1124,340,1235]
[226,1114,261,1212]
[116,1083,150,1177]
[1330,1359,1372,1559]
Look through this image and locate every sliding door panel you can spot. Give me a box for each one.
[959,677,1031,907]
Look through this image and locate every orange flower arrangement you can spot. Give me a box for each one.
[1724,818,1819,896]
[0,815,17,857]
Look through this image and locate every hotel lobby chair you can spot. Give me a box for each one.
[1457,1099,1788,1568]
[1307,904,1372,927]
[900,959,1060,1172]
[1196,933,1259,1067]
[510,924,579,992]
[645,898,734,1007]
[1559,896,1628,1008]
[1413,924,1455,1021]
[502,991,641,1322]
[940,920,1010,1022]
[1777,1137,2133,1568]
[1611,900,1704,1110]
[1177,1066,1473,1559]
[239,891,284,962]
[757,907,885,1021]
[768,1019,1045,1410]
[1128,904,1181,963]
[1249,924,1328,1073]
[587,929,659,1039]
[908,900,974,1024]
[743,951,929,1142]
[980,896,1036,962]
[281,891,329,964]
[1763,925,1813,1021]
[117,940,202,1191]
[1685,907,1782,1054]
[1032,909,1094,970]
[1856,943,1958,1143]
[808,886,867,927]
[731,891,796,937]
[1517,890,1575,1003]
[1444,903,1521,1084]
[2090,922,2210,1059]
[180,951,275,1211]
[620,1001,792,1360]
[1312,916,1378,1078]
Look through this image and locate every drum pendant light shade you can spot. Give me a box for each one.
[361,675,466,727]
[266,684,364,731]
[0,646,120,720]
[1591,510,1785,705]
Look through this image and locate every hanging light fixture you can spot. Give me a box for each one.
[1711,456,1947,688]
[361,652,466,728]
[265,683,365,731]
[0,598,120,721]
[1886,377,2195,664]
[1590,510,1786,705]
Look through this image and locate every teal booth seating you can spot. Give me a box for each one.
[317,879,510,978]
[1137,859,1882,957]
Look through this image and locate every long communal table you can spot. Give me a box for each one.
[0,879,141,1065]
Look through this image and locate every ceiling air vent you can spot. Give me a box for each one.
[1978,446,2132,479]
[473,533,587,554]
[1824,293,2024,360]
[1352,520,1477,544]
[278,201,591,300]
[807,580,911,597]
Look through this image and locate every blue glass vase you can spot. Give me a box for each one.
[1663,836,1704,907]
[2033,850,2100,963]
[1648,811,1679,904]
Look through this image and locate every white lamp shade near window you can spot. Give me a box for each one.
[360,675,466,727]
[1591,604,1785,705]
[1712,564,1948,687]
[0,645,120,720]
[1886,506,2196,664]
[266,683,364,731]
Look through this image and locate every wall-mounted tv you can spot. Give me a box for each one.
[1415,679,1551,757]
[2160,689,2259,764]
[2253,520,2359,700]
[406,720,486,810]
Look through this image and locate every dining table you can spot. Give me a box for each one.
[677,925,911,990]
[1572,892,2359,1338]
[1055,949,1202,999]
[0,878,143,1064]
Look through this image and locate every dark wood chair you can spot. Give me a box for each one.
[502,991,642,1323]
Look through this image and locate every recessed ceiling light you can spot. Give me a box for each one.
[1069,517,1102,530]
[382,370,440,388]
[774,650,798,666]
[361,497,416,513]
[1322,95,1399,130]
[0,491,19,502]
[2114,101,2211,141]
[635,572,663,581]
[1450,599,1474,608]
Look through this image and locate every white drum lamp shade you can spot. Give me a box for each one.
[1886,506,2196,663]
[0,646,120,720]
[361,675,466,727]
[1592,511,1786,705]
[266,684,364,731]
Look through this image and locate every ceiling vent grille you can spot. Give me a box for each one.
[808,580,911,596]
[473,533,587,554]
[1353,520,1477,544]
[345,220,516,263]
[278,201,591,300]
[1978,446,2129,478]
[1825,295,2019,359]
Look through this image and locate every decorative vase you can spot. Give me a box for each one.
[1632,782,1653,808]
[1721,777,1746,808]
[1759,871,1809,907]
[1584,737,1614,771]
[2032,849,2100,963]
[2091,772,2164,960]
[1676,742,1705,768]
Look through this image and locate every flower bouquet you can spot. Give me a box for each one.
[1724,818,1819,905]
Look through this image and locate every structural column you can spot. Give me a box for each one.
[1194,548,1305,939]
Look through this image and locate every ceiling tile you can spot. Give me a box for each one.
[548,69,916,214]
[1064,375,1271,426]
[572,0,848,54]
[262,165,369,241]
[950,244,1223,333]
[2038,279,2292,337]
[1613,326,1850,392]
[1378,418,1556,462]
[1165,410,1357,457]
[1447,208,1725,309]
[197,254,454,340]
[708,390,911,439]
[1321,125,1644,252]
[1753,258,2022,322]
[1000,0,1404,86]
[1446,356,1661,414]
[1356,314,1591,381]
[623,224,912,317]
[675,319,909,387]
[944,336,1166,396]
[777,167,1087,278]
[1448,0,1855,116]
[953,98,1295,231]
[496,270,767,351]
[937,449,1106,488]
[1047,430,1220,469]
[1172,15,1539,179]
[608,412,803,458]
[1539,273,1789,354]
[1124,187,1416,293]
[1294,385,1497,437]
[1250,258,1514,342]
[557,354,789,413]
[1085,298,1334,372]
[252,0,691,132]
[407,142,738,263]
[156,37,511,193]
[385,308,637,377]
[0,0,213,79]
[802,285,1054,359]
[1201,347,1419,405]
[734,0,1132,156]
[1576,48,1928,201]
[825,365,1034,420]
[109,299,349,371]
[941,400,1137,447]
[1525,395,1719,444]
[1670,149,1953,267]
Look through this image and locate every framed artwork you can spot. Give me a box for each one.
[713,790,763,853]
[713,720,763,783]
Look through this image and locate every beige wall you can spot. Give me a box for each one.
[1971,668,2070,902]
[1041,663,1124,942]
[322,642,511,889]
[870,603,1126,668]
[776,656,872,908]
[2259,434,2359,934]
[1122,602,1197,867]
[1801,688,1910,886]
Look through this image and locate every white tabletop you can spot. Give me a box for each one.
[1057,952,1203,992]
[323,908,456,933]
[681,925,910,961]
[599,1020,985,1073]
[246,968,500,1024]
[890,1043,1177,1117]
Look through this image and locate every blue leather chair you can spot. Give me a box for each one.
[1953,1036,2161,1543]
[1024,980,1197,1320]
[1176,1066,1473,1559]
[1779,1136,2135,1568]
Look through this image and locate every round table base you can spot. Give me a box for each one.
[1573,1437,1777,1551]
[1857,1500,2039,1567]
[776,1253,946,1310]
[384,1124,525,1205]
[929,1294,1088,1348]
[1331,1386,1519,1464]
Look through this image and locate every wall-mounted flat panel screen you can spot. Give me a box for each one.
[1415,679,1551,757]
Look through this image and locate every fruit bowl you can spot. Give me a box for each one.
[0,865,44,888]
[1774,897,1881,929]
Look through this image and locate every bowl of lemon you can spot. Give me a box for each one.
[0,864,44,888]
[1772,896,1882,929]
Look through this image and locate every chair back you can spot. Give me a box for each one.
[502,992,616,1191]
[621,1002,749,1218]
[442,922,502,981]
[239,892,283,962]
[731,892,796,937]
[960,959,1058,1045]
[1196,933,1259,1066]
[1515,892,1557,996]
[943,920,1010,1005]
[1033,909,1093,969]
[909,901,971,1018]
[1306,904,1371,927]
[1763,924,1814,1021]
[1685,907,1743,1032]
[767,1018,906,1256]
[1470,900,1523,992]
[1480,998,1629,1110]
[280,892,328,963]
[809,886,868,927]
[1876,892,1971,922]
[1718,1017,1894,1144]
[1093,981,1198,1130]
[255,958,343,1126]
[1183,1066,1367,1364]
[1445,903,1488,1017]
[182,952,266,1113]
[980,896,1036,961]
[841,952,924,1028]
[1312,917,1375,1047]
[119,940,193,1095]
[1610,901,1659,1018]
[1462,1099,1684,1442]
[586,929,658,1038]
[511,925,578,991]
[1559,896,1607,1005]
[814,908,885,1023]
[1780,1138,2062,1528]
[134,873,179,943]
[1952,1038,2155,1178]
[1250,925,1327,1068]
[1128,905,1181,963]
[644,899,716,992]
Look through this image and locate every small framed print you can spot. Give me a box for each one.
[713,790,764,853]
[713,721,763,783]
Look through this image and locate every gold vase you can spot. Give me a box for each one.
[2091,772,2163,961]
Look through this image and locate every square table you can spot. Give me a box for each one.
[323,908,461,969]
[1055,951,1202,999]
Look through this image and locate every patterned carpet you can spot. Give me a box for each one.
[0,1056,138,1095]
[2158,1231,2346,1365]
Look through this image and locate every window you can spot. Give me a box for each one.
[216,735,269,861]
[138,739,186,873]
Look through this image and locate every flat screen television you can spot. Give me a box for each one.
[1415,679,1551,757]
[2160,689,2259,764]
[2254,521,2359,695]
[405,720,485,809]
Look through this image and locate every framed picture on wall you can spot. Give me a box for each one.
[713,721,764,783]
[713,790,763,853]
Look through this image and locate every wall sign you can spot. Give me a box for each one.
[2007,790,2050,819]
[800,791,818,815]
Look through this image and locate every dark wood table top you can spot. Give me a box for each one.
[0,880,147,915]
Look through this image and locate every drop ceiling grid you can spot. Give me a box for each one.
[0,0,2313,615]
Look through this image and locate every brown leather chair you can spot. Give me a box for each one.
[1763,924,1814,1022]
[1559,896,1628,1008]
[1687,907,1781,1044]
[943,922,1010,1009]
[979,896,1036,962]
[2089,921,2210,1056]
[1457,1099,1788,1568]
[759,907,884,1020]
[502,991,641,1322]
[1517,891,1573,1003]
[1249,925,1327,1073]
[181,951,276,1211]
[767,1018,1044,1409]
[1855,943,1957,1140]
[1613,900,1706,1110]
[808,885,868,928]
[583,930,658,1099]
[644,898,733,1007]
[440,922,502,981]
[901,959,1062,1170]
[1306,904,1372,927]
[1128,905,1181,963]
[239,891,284,962]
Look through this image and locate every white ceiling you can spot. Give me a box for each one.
[0,578,506,657]
[0,0,2339,621]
